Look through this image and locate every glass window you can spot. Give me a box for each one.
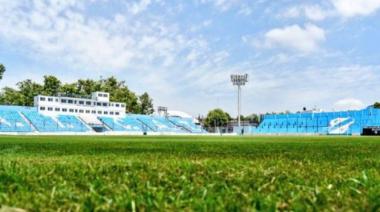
[115,104,119,107]
[103,103,107,106]
[98,94,102,97]
[79,110,84,113]
[104,94,108,97]
[110,111,114,115]
[55,108,60,112]
[79,101,84,105]
[61,99,67,103]
[68,99,73,104]
[62,108,67,112]
[75,109,78,113]
[104,111,108,115]
[97,111,102,114]
[40,107,45,111]
[86,110,90,114]
[115,112,120,115]
[69,109,74,112]
[92,110,96,114]
[40,97,46,101]
[48,98,53,102]
[48,107,53,111]
[55,99,58,102]
[86,101,91,105]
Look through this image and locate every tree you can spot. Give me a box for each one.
[0,64,5,80]
[43,75,61,96]
[374,102,380,109]
[17,79,43,106]
[60,83,78,96]
[139,92,154,114]
[244,114,260,124]
[0,87,24,105]
[0,75,154,114]
[204,108,230,128]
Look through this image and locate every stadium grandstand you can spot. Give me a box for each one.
[252,106,380,136]
[0,92,205,135]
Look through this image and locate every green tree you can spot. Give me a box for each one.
[60,83,78,96]
[204,108,230,128]
[0,64,5,80]
[139,92,154,115]
[0,87,24,105]
[43,75,61,96]
[244,114,260,124]
[374,102,380,109]
[17,79,43,106]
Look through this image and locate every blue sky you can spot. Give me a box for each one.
[0,0,380,116]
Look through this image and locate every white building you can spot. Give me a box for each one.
[34,92,125,117]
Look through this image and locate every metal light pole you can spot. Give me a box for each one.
[230,74,248,132]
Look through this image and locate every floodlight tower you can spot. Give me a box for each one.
[230,74,248,130]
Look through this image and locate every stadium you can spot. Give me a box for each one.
[0,91,204,135]
[0,89,379,136]
[1,0,380,211]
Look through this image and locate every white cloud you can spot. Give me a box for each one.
[331,0,380,17]
[282,5,328,21]
[128,0,152,15]
[334,98,365,110]
[262,24,326,53]
[0,0,210,73]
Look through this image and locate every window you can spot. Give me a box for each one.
[48,98,53,102]
[75,109,78,113]
[92,110,96,114]
[79,101,84,105]
[97,111,102,114]
[48,107,53,111]
[104,94,108,97]
[40,97,46,101]
[74,100,77,104]
[86,101,91,105]
[86,110,90,114]
[62,108,67,112]
[115,104,120,107]
[40,107,46,111]
[79,110,84,113]
[55,108,60,112]
[98,93,102,97]
[55,99,58,102]
[61,99,67,103]
[97,102,101,106]
[68,99,73,104]
[110,111,114,115]
[115,112,120,115]
[103,103,107,107]
[69,109,74,113]
[104,111,108,115]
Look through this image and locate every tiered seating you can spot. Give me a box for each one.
[0,111,32,132]
[152,116,184,133]
[132,115,158,132]
[168,117,204,133]
[117,116,143,131]
[255,107,380,135]
[57,115,89,132]
[99,117,127,131]
[22,111,65,132]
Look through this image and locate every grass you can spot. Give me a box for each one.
[0,135,379,211]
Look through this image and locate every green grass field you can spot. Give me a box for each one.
[0,135,379,211]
